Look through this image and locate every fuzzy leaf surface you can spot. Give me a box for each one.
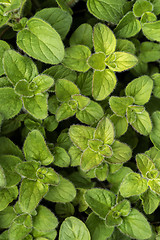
[17,18,64,64]
[87,0,126,24]
[86,213,114,240]
[127,105,152,136]
[84,188,116,219]
[3,50,38,85]
[19,179,48,213]
[118,209,152,239]
[59,216,91,240]
[106,52,138,72]
[93,23,116,55]
[106,140,132,164]
[35,7,72,40]
[92,69,117,101]
[114,12,141,38]
[23,130,54,165]
[0,87,22,120]
[120,172,148,197]
[125,75,153,105]
[44,176,76,203]
[62,45,91,72]
[150,111,160,150]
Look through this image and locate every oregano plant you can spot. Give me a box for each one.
[0,0,160,239]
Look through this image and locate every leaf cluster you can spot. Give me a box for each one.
[0,0,160,239]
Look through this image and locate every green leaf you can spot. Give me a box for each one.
[0,137,24,159]
[36,167,59,186]
[62,45,91,72]
[59,216,91,240]
[44,175,76,203]
[106,200,131,226]
[148,178,160,195]
[105,52,138,72]
[57,132,72,151]
[0,87,22,120]
[3,50,38,85]
[0,186,18,211]
[53,147,70,167]
[69,125,94,150]
[107,166,133,194]
[136,154,157,178]
[116,39,136,54]
[16,161,40,180]
[23,130,54,165]
[141,189,160,214]
[19,179,48,213]
[93,23,116,55]
[0,12,10,28]
[142,20,160,42]
[84,188,116,219]
[29,75,54,94]
[55,0,72,14]
[76,100,104,125]
[87,0,126,24]
[92,69,117,101]
[43,115,58,132]
[127,105,152,136]
[4,0,26,13]
[109,96,134,117]
[120,172,148,197]
[86,213,114,240]
[0,206,16,229]
[114,12,141,38]
[145,146,160,171]
[9,214,32,240]
[22,93,48,120]
[95,162,109,181]
[108,228,131,240]
[0,155,21,187]
[55,79,80,102]
[139,42,160,63]
[68,145,82,167]
[110,115,128,138]
[88,139,103,152]
[118,209,152,239]
[70,23,93,49]
[0,165,5,188]
[72,95,90,110]
[88,53,106,71]
[133,0,153,17]
[94,117,115,145]
[0,76,12,88]
[56,102,76,122]
[81,147,104,171]
[33,205,58,233]
[43,65,77,82]
[0,40,10,76]
[107,140,132,164]
[76,70,92,96]
[141,11,157,23]
[15,80,34,97]
[152,0,160,15]
[152,73,160,98]
[125,75,153,105]
[17,18,64,64]
[150,111,160,150]
[55,202,75,218]
[35,7,72,40]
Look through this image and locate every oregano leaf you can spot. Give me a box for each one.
[17,18,65,64]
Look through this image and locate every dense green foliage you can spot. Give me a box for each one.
[0,0,160,239]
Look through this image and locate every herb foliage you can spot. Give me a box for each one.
[0,0,160,239]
